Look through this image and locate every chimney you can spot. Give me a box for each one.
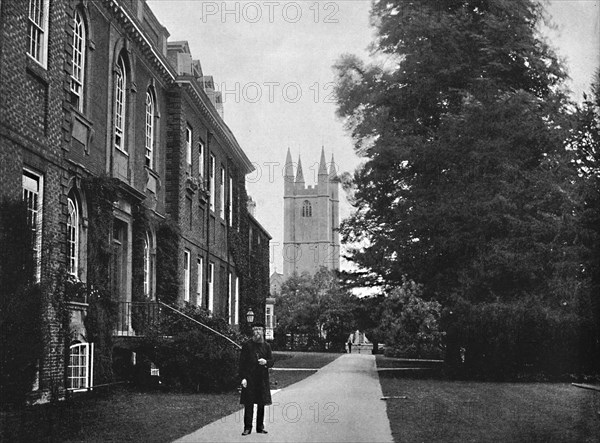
[215,91,224,119]
[247,196,256,217]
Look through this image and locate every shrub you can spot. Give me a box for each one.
[142,306,245,392]
[380,278,444,359]
[444,299,598,380]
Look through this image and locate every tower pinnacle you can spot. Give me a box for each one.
[329,153,337,179]
[295,156,305,184]
[284,148,294,179]
[318,146,328,177]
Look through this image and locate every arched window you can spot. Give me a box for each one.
[145,89,155,168]
[302,200,312,217]
[143,232,151,297]
[114,56,126,151]
[67,197,79,277]
[70,10,86,111]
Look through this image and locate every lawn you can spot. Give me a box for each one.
[270,351,342,390]
[376,355,600,442]
[273,351,342,369]
[0,351,339,443]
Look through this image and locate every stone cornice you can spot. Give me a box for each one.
[104,0,176,84]
[177,78,254,175]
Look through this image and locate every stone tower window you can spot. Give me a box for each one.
[302,200,312,217]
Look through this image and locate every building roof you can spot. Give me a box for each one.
[248,212,272,240]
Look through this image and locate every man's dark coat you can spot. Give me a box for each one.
[239,339,274,405]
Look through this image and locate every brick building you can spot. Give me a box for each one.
[0,0,270,401]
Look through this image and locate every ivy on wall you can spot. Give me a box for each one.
[156,218,180,305]
[132,202,151,305]
[82,176,119,385]
[227,168,270,333]
[0,199,44,407]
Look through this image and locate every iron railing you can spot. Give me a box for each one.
[114,301,242,349]
[114,301,160,337]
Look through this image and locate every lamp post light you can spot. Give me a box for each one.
[246,308,255,325]
[246,308,255,336]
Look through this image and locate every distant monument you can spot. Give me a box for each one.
[283,147,340,278]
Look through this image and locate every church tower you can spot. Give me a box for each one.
[283,147,340,278]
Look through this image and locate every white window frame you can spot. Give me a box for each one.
[198,141,205,179]
[145,90,155,169]
[68,342,94,391]
[209,154,215,211]
[22,169,43,282]
[228,272,232,324]
[143,232,151,297]
[208,262,214,314]
[184,249,191,302]
[196,257,203,306]
[70,10,86,111]
[186,125,192,168]
[67,197,79,277]
[266,306,273,329]
[234,276,239,325]
[219,166,225,219]
[27,0,50,68]
[228,175,233,227]
[114,56,126,152]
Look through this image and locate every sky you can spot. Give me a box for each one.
[147,0,599,274]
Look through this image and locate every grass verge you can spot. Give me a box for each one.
[376,355,600,442]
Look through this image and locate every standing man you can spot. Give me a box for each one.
[239,322,274,436]
[347,338,352,354]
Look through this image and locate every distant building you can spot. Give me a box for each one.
[283,148,340,278]
[270,271,284,296]
[265,297,275,341]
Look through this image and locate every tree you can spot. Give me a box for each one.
[334,0,575,304]
[378,278,443,358]
[567,72,600,368]
[275,269,357,351]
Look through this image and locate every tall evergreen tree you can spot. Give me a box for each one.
[334,0,576,304]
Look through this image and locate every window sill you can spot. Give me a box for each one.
[145,165,160,179]
[25,57,49,85]
[115,146,129,156]
[26,53,48,72]
[67,300,89,309]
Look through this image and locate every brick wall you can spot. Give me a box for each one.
[0,0,69,400]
